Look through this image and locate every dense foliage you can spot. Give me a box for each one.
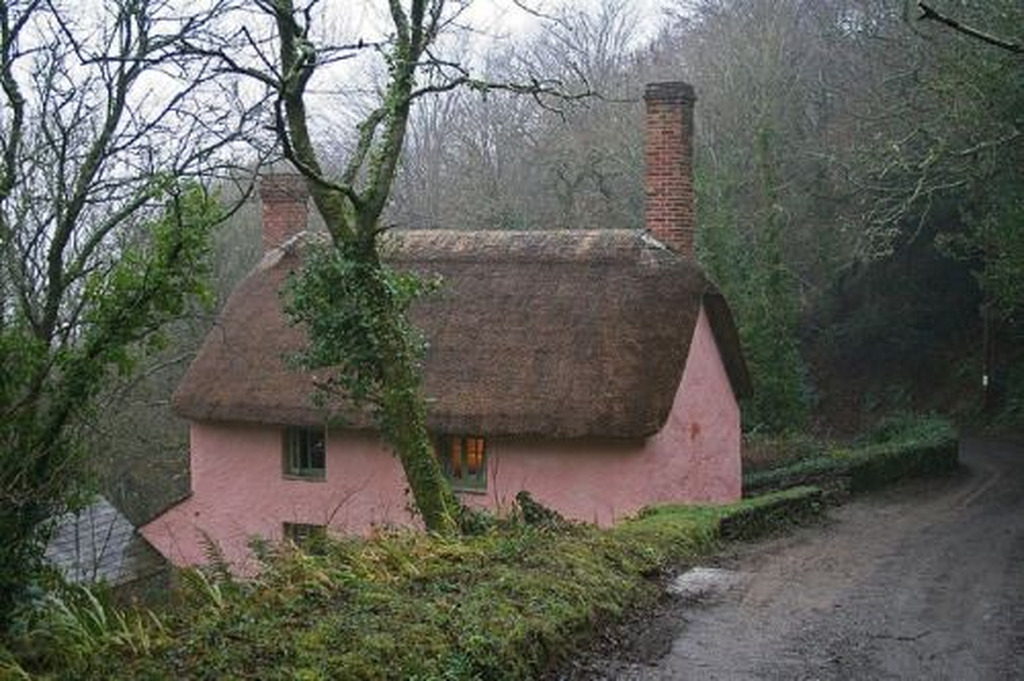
[0,0,256,629]
[2,490,829,680]
[0,184,220,625]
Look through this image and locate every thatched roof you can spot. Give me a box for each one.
[173,230,750,439]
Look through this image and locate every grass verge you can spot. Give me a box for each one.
[3,488,823,681]
[743,413,959,496]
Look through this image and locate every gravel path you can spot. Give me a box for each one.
[564,437,1024,680]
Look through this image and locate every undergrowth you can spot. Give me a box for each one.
[0,491,816,680]
[0,583,168,679]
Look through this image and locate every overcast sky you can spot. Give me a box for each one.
[296,0,675,131]
[462,0,672,43]
[336,0,673,53]
[323,0,675,92]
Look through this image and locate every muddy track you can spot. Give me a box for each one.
[563,437,1024,680]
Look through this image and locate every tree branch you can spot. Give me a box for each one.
[918,2,1023,55]
[0,0,41,203]
[268,0,359,243]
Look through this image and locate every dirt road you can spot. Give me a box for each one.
[571,437,1024,680]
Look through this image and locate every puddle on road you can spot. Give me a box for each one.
[668,567,745,600]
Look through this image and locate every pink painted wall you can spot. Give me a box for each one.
[141,305,741,569]
[140,425,416,571]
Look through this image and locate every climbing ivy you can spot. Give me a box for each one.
[284,240,460,534]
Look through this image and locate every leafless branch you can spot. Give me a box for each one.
[510,0,560,24]
[917,2,1023,55]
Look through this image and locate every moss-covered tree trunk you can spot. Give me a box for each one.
[378,353,460,535]
[357,239,459,534]
[738,122,809,432]
[269,0,461,534]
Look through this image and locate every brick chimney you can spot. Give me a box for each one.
[644,81,696,257]
[260,173,309,253]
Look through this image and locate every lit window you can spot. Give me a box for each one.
[283,427,325,480]
[438,435,487,492]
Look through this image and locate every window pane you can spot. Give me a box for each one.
[466,438,483,475]
[287,430,301,473]
[298,433,309,470]
[300,431,309,469]
[284,427,326,479]
[449,437,462,478]
[310,430,326,469]
[283,522,327,551]
[436,435,486,491]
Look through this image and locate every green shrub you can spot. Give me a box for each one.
[857,412,955,447]
[743,413,958,495]
[6,491,826,680]
[4,584,168,677]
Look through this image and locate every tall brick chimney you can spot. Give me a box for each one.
[644,81,696,257]
[260,173,309,253]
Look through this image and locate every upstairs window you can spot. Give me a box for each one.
[283,427,325,480]
[438,435,487,492]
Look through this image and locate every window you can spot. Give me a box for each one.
[438,435,487,492]
[282,522,327,549]
[283,427,325,480]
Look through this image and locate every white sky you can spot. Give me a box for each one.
[461,0,672,43]
[334,0,673,54]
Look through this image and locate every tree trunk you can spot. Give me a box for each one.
[271,0,462,534]
[379,352,460,535]
[363,246,459,536]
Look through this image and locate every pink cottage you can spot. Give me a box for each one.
[141,81,751,569]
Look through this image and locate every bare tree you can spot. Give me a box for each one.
[392,0,648,232]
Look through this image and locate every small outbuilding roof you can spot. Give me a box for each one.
[45,496,165,586]
[173,229,749,439]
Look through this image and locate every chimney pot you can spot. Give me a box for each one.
[644,81,697,257]
[260,173,309,253]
